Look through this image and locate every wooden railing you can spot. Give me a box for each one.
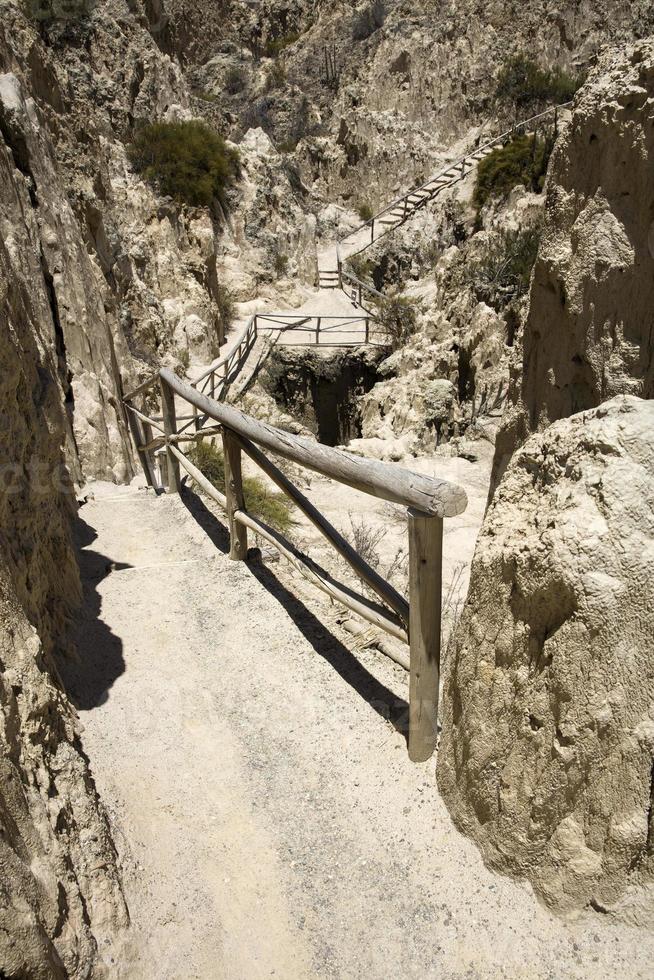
[337,101,572,306]
[123,368,467,763]
[173,312,390,427]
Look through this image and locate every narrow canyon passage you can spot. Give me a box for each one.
[59,482,654,979]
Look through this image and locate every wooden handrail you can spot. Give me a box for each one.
[170,443,408,643]
[160,368,467,519]
[193,315,257,386]
[131,370,469,762]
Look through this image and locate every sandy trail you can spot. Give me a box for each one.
[60,475,654,979]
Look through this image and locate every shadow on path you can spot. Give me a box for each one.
[180,486,230,554]
[247,552,409,742]
[58,513,130,710]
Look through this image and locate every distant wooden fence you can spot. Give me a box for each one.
[123,369,467,762]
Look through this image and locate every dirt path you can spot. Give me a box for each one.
[62,480,654,979]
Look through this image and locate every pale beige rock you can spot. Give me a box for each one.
[496,38,654,481]
[0,232,127,976]
[439,395,654,921]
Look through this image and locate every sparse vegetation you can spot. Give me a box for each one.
[348,254,376,284]
[459,222,543,311]
[495,54,582,109]
[344,515,408,594]
[357,201,374,222]
[174,347,190,376]
[241,97,274,134]
[442,561,466,647]
[24,0,92,24]
[265,60,287,92]
[216,283,237,338]
[377,294,420,350]
[129,121,239,209]
[264,32,300,58]
[225,66,248,96]
[473,133,553,213]
[188,441,293,533]
[352,0,386,41]
[273,252,289,278]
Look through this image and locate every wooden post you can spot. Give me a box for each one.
[222,430,248,560]
[315,317,321,345]
[160,378,181,493]
[364,318,370,344]
[407,508,443,763]
[371,218,375,243]
[141,419,157,488]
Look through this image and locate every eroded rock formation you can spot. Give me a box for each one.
[439,396,654,921]
[495,38,654,482]
[0,235,127,976]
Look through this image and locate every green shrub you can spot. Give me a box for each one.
[273,252,289,277]
[496,54,582,108]
[24,0,92,23]
[474,133,553,213]
[264,32,300,58]
[188,441,293,532]
[216,283,236,338]
[265,60,287,91]
[129,121,239,209]
[377,294,419,350]
[460,222,543,310]
[225,66,248,95]
[174,347,190,375]
[348,254,375,282]
[356,201,374,222]
[277,139,299,154]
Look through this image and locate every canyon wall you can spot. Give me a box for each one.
[193,0,654,205]
[0,218,127,976]
[439,42,654,922]
[494,38,654,482]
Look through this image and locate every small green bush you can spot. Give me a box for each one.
[474,133,553,213]
[496,54,582,108]
[460,222,543,310]
[265,60,287,91]
[225,66,248,96]
[174,347,190,376]
[377,294,419,351]
[264,32,300,58]
[273,252,289,278]
[348,254,375,282]
[188,441,293,532]
[216,283,236,338]
[129,121,239,209]
[193,90,220,104]
[25,0,92,23]
[356,201,374,222]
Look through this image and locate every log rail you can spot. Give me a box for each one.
[123,368,468,762]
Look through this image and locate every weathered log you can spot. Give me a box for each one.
[407,509,443,763]
[231,431,409,623]
[169,444,227,509]
[159,369,467,519]
[222,430,247,561]
[234,510,408,643]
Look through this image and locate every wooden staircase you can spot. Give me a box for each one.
[318,269,341,289]
[337,102,571,301]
